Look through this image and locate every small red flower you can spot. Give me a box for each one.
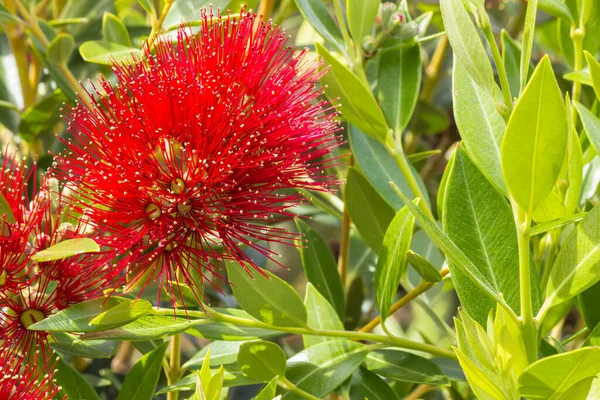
[0,281,58,362]
[53,10,340,306]
[0,153,48,293]
[0,351,62,400]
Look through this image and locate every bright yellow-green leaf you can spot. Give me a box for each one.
[238,341,286,382]
[501,56,568,215]
[585,51,600,101]
[31,238,100,262]
[79,41,142,65]
[346,0,379,42]
[47,33,75,64]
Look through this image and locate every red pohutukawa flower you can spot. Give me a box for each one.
[0,351,62,400]
[0,153,48,293]
[0,282,58,362]
[53,10,340,306]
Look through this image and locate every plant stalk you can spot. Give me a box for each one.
[257,0,276,20]
[278,377,322,400]
[146,0,174,48]
[166,333,181,400]
[359,267,449,333]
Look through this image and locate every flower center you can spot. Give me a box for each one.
[20,309,45,328]
[170,178,185,195]
[145,203,161,220]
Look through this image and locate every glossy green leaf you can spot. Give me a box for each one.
[284,340,367,399]
[31,238,100,262]
[440,0,494,93]
[163,0,228,29]
[518,347,600,399]
[316,43,389,142]
[406,250,442,282]
[364,349,448,385]
[295,0,345,52]
[578,281,600,330]
[345,167,395,252]
[18,89,67,143]
[47,33,75,64]
[539,0,574,21]
[79,41,142,65]
[541,205,600,314]
[52,332,118,358]
[585,51,600,101]
[102,12,132,46]
[376,204,415,322]
[0,193,15,224]
[575,101,600,155]
[346,0,378,42]
[29,297,131,332]
[349,367,399,400]
[238,341,286,382]
[117,341,169,400]
[304,283,345,348]
[89,299,153,328]
[183,341,244,369]
[255,377,279,400]
[295,219,344,318]
[452,60,506,194]
[226,262,308,328]
[443,147,522,324]
[82,316,194,341]
[157,366,261,394]
[377,44,421,134]
[55,357,101,400]
[188,308,280,341]
[396,189,509,309]
[501,56,568,215]
[349,126,430,210]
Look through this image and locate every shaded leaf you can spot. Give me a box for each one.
[363,350,449,386]
[117,342,169,400]
[238,340,286,382]
[304,283,345,348]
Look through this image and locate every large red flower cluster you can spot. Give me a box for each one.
[53,11,339,306]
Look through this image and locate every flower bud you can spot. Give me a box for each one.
[379,2,397,28]
[361,35,377,55]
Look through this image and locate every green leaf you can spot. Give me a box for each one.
[407,150,441,164]
[183,341,245,369]
[501,30,529,100]
[19,89,67,143]
[294,0,345,52]
[29,297,131,332]
[255,377,279,400]
[443,147,523,324]
[88,299,154,329]
[539,0,575,22]
[157,366,261,394]
[376,204,415,322]
[452,61,506,194]
[363,350,449,386]
[585,51,600,101]
[295,219,345,318]
[349,126,430,210]
[316,43,389,142]
[453,347,507,400]
[440,0,494,94]
[409,100,451,135]
[349,367,399,400]
[377,44,422,134]
[346,0,378,42]
[555,377,597,400]
[137,0,156,16]
[0,193,15,224]
[303,283,345,348]
[284,340,367,399]
[406,250,442,282]
[541,205,600,314]
[31,238,100,262]
[578,281,600,330]
[564,68,593,87]
[0,4,22,22]
[518,347,600,399]
[51,332,118,358]
[575,101,600,155]
[117,341,169,400]
[163,0,229,29]
[395,189,509,309]
[47,33,75,64]
[345,167,395,252]
[79,41,142,65]
[501,56,568,215]
[102,12,132,47]
[81,316,193,341]
[238,341,287,382]
[55,357,101,400]
[226,262,308,328]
